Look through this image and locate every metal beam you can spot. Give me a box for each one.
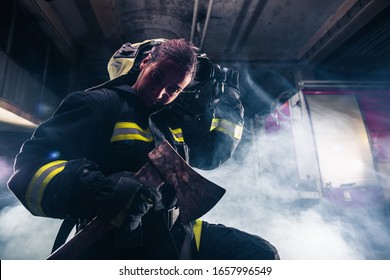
[190,0,199,43]
[17,0,79,64]
[199,0,214,51]
[299,0,390,65]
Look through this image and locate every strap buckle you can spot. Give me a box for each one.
[166,207,180,229]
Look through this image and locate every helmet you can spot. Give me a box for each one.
[107,38,167,79]
[107,39,226,118]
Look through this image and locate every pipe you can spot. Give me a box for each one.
[200,0,214,51]
[190,0,200,43]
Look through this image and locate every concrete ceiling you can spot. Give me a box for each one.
[18,0,390,77]
[10,0,390,117]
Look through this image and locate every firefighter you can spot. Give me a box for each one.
[106,39,243,170]
[8,39,279,259]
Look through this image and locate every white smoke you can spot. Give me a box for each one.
[0,123,389,259]
[0,156,61,259]
[0,204,62,259]
[200,124,390,260]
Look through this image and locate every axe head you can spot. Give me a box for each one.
[147,140,226,223]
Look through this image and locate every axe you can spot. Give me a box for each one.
[48,140,225,259]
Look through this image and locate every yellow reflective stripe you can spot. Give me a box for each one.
[210,118,243,140]
[169,127,184,143]
[114,122,146,130]
[110,122,153,143]
[25,160,67,216]
[193,219,203,252]
[111,134,153,142]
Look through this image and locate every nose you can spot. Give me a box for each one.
[154,88,165,99]
[152,87,169,102]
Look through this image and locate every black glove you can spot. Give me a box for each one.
[221,67,240,91]
[214,86,244,124]
[100,171,162,230]
[211,67,241,109]
[49,159,162,227]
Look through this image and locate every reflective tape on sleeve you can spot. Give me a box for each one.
[110,122,153,142]
[210,118,243,140]
[25,160,67,217]
[169,127,184,143]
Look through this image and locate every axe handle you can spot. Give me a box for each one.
[47,163,165,259]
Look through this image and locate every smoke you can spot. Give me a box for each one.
[0,157,14,208]
[243,73,274,106]
[1,118,389,259]
[0,204,62,259]
[199,122,390,260]
[194,64,376,259]
[0,156,62,259]
[241,63,296,108]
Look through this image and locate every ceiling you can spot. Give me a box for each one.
[8,0,390,119]
[14,0,390,116]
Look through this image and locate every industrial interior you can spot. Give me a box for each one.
[0,0,389,259]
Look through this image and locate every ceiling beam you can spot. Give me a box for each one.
[86,0,123,49]
[299,0,390,65]
[17,0,79,64]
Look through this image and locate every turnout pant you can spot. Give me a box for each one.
[190,221,280,260]
[50,215,279,259]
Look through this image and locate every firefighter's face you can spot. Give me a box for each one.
[133,55,192,108]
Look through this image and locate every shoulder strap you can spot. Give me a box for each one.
[51,218,77,253]
[101,88,125,125]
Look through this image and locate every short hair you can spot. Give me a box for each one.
[149,39,198,80]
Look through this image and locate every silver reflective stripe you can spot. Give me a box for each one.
[25,160,67,216]
[110,122,153,142]
[210,118,243,140]
[169,127,184,143]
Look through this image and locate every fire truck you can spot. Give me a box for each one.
[251,81,390,208]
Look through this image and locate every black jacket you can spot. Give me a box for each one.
[8,79,243,220]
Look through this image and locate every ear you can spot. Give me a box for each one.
[139,53,152,70]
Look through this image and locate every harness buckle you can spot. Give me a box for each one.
[166,207,180,229]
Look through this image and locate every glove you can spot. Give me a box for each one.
[214,86,244,124]
[211,67,241,109]
[100,171,162,230]
[221,67,240,91]
[49,159,162,227]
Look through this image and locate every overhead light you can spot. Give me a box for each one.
[0,107,38,128]
[0,99,38,129]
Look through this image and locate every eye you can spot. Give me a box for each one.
[165,85,181,96]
